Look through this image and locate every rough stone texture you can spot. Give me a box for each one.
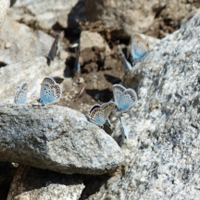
[83,10,200,200]
[9,0,86,31]
[0,56,66,104]
[0,0,9,31]
[7,166,84,200]
[0,17,65,64]
[0,104,123,175]
[86,0,199,39]
[79,30,111,65]
[80,31,110,53]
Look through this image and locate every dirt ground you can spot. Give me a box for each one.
[57,38,126,115]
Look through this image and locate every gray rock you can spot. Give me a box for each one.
[0,0,9,31]
[0,104,123,175]
[84,10,200,200]
[9,0,86,31]
[0,17,63,64]
[0,56,65,104]
[7,166,84,200]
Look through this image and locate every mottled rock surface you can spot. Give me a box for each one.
[83,10,200,200]
[0,18,65,64]
[0,56,66,104]
[0,0,9,30]
[0,104,123,175]
[8,0,86,31]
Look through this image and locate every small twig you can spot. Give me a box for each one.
[73,86,85,102]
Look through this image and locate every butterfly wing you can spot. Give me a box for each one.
[101,101,115,120]
[131,34,149,61]
[40,77,62,105]
[48,34,59,61]
[14,82,28,105]
[118,88,137,112]
[89,105,105,126]
[118,45,132,71]
[113,84,126,109]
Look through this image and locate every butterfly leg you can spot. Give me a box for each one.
[106,118,112,128]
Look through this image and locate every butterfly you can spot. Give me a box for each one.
[88,101,116,127]
[14,82,28,105]
[47,34,60,61]
[113,84,137,112]
[130,34,149,61]
[39,77,62,105]
[118,45,132,71]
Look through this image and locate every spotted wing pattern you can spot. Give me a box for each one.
[39,77,62,105]
[14,82,28,105]
[131,34,149,61]
[88,101,115,127]
[113,84,137,112]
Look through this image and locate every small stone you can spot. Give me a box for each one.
[78,77,84,84]
[5,42,11,49]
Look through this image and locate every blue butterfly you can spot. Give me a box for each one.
[118,45,132,71]
[131,34,149,61]
[113,84,137,112]
[39,77,62,105]
[88,101,116,127]
[14,82,28,105]
[47,34,60,61]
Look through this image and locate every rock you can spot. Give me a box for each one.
[80,31,109,52]
[9,0,86,31]
[0,56,65,104]
[0,0,9,31]
[86,0,198,39]
[83,10,200,199]
[0,104,124,175]
[7,166,84,200]
[80,30,111,64]
[0,17,63,64]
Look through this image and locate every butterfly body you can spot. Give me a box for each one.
[131,34,149,61]
[88,101,115,127]
[113,84,137,112]
[14,82,28,105]
[39,77,62,105]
